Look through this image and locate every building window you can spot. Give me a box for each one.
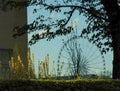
[0,49,13,78]
[0,0,6,12]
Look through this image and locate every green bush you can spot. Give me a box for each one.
[0,79,120,91]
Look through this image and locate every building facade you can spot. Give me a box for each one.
[0,0,27,79]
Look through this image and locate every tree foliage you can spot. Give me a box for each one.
[5,0,119,54]
[1,0,120,79]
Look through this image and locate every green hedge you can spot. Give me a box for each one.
[0,79,120,91]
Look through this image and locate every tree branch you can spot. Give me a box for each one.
[43,4,108,21]
[62,7,76,27]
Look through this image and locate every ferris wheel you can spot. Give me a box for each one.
[57,34,106,78]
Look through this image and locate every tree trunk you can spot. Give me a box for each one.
[101,0,120,79]
[112,33,120,79]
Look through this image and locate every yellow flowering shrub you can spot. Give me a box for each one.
[9,45,35,79]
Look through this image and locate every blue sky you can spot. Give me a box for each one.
[27,3,113,77]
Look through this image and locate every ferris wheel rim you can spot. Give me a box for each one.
[57,35,106,77]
